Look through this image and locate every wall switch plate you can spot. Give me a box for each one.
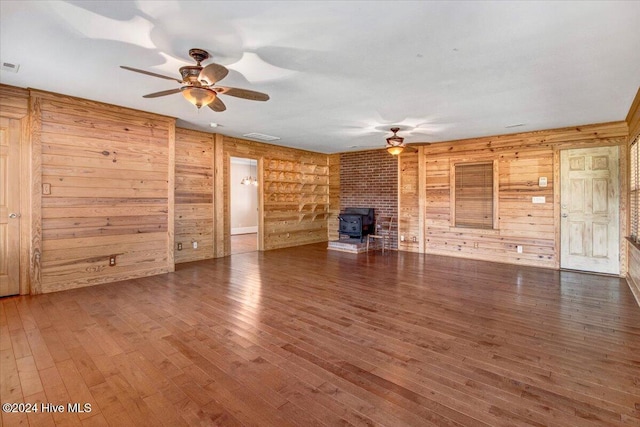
[538,177,548,187]
[192,242,198,249]
[400,235,405,242]
[532,196,546,204]
[177,243,182,251]
[517,245,523,253]
[109,255,116,266]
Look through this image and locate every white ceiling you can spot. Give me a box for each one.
[1,1,639,153]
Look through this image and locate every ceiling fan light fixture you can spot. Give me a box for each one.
[181,86,216,109]
[387,145,405,155]
[386,127,406,156]
[122,48,269,113]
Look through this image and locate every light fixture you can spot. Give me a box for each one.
[181,86,216,109]
[387,145,405,155]
[386,127,406,155]
[240,159,258,186]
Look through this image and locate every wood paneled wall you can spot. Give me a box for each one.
[328,154,341,241]
[221,136,330,253]
[625,87,640,302]
[32,90,175,293]
[0,85,29,118]
[398,151,420,252]
[400,122,628,269]
[4,82,333,288]
[627,87,640,143]
[174,128,215,263]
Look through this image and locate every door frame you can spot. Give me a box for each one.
[557,144,625,276]
[222,152,264,257]
[229,156,262,254]
[1,113,31,295]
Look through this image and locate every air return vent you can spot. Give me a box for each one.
[1,61,20,73]
[243,132,280,142]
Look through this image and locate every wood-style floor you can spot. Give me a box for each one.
[231,233,258,255]
[1,243,639,427]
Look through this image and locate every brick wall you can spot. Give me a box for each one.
[340,150,398,248]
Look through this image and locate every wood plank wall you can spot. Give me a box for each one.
[625,87,640,303]
[32,90,175,293]
[399,122,628,269]
[222,136,330,252]
[328,154,341,241]
[398,151,420,252]
[174,128,215,263]
[0,85,29,118]
[628,87,640,142]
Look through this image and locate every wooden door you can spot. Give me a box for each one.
[0,117,21,296]
[560,146,619,274]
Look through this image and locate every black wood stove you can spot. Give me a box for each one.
[338,208,375,241]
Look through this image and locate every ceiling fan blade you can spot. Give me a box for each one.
[199,63,229,85]
[216,86,270,101]
[142,88,182,98]
[208,96,226,112]
[120,66,182,83]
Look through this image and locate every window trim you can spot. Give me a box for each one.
[629,135,640,244]
[450,159,499,231]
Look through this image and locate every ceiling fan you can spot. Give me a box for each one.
[386,127,417,155]
[120,48,269,112]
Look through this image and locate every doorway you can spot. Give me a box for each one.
[0,117,22,296]
[560,146,620,275]
[230,157,259,254]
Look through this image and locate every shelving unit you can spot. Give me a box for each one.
[264,160,329,213]
[263,158,329,248]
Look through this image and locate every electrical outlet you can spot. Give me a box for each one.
[473,242,479,249]
[109,255,116,266]
[400,235,405,242]
[42,183,51,195]
[177,242,182,251]
[192,241,198,249]
[517,245,523,253]
[412,236,417,242]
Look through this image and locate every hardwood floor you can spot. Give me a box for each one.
[1,243,639,426]
[231,233,258,255]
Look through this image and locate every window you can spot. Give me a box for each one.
[453,162,495,229]
[630,137,640,242]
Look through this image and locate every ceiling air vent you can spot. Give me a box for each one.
[1,61,20,73]
[242,132,280,142]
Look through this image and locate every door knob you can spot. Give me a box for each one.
[8,213,20,219]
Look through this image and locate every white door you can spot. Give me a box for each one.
[0,117,21,296]
[560,146,619,274]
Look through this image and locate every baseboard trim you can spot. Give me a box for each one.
[231,227,258,235]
